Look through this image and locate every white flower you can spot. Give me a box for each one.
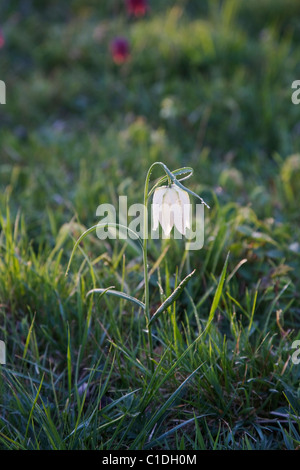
[152,184,191,236]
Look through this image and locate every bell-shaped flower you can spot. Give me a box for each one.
[152,184,191,237]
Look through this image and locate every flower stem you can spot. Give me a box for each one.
[143,234,153,374]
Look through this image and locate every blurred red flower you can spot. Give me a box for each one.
[0,29,5,48]
[110,37,130,64]
[125,0,148,17]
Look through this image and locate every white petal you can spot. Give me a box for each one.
[163,187,178,206]
[181,194,191,232]
[175,185,190,208]
[184,203,192,231]
[152,185,191,237]
[173,206,183,234]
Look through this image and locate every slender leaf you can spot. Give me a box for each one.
[87,287,145,310]
[149,269,196,326]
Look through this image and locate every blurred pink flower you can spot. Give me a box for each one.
[125,0,148,17]
[0,29,5,48]
[110,37,130,64]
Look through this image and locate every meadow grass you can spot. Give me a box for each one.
[0,0,300,450]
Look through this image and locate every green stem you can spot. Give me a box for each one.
[143,238,153,373]
[143,169,153,374]
[143,162,176,374]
